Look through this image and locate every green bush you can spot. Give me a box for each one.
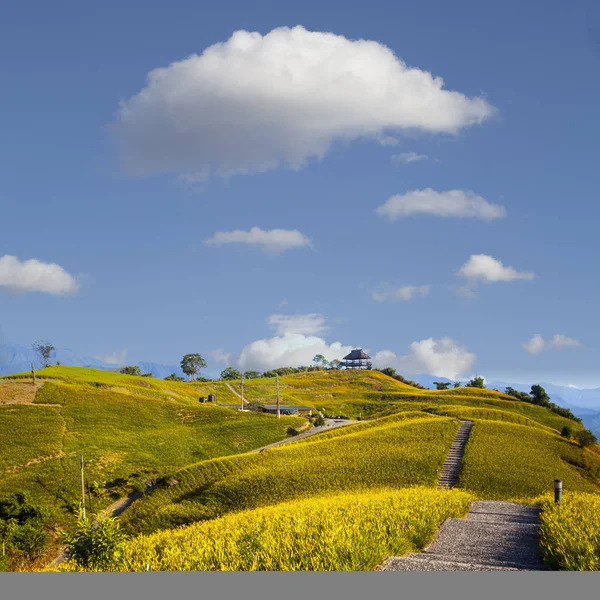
[62,511,128,571]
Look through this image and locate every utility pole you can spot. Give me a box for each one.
[276,374,281,419]
[80,454,86,519]
[240,374,244,411]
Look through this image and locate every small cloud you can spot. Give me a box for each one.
[0,255,80,296]
[458,254,534,283]
[95,349,127,365]
[376,189,506,222]
[522,333,582,354]
[210,348,232,364]
[392,152,428,164]
[371,284,432,302]
[522,334,546,355]
[267,313,328,336]
[204,227,311,253]
[277,298,289,309]
[375,134,399,147]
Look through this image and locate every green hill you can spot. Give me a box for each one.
[1,366,599,572]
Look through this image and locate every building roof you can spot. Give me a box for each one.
[342,348,371,360]
[261,405,312,411]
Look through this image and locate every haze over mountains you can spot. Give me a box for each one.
[1,343,599,436]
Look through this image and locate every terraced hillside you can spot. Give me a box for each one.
[2,366,599,572]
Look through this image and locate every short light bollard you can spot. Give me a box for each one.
[554,479,562,503]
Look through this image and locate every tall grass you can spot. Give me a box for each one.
[538,492,600,570]
[121,415,460,535]
[52,487,474,571]
[458,420,600,500]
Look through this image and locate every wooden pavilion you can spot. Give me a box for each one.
[340,349,372,370]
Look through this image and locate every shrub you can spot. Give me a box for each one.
[62,511,128,571]
[573,429,598,448]
[313,414,325,427]
[466,377,485,388]
[560,426,573,439]
[119,366,142,376]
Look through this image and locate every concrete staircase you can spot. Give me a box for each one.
[438,420,473,489]
[378,501,549,571]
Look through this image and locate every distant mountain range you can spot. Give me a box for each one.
[0,344,186,380]
[1,344,599,437]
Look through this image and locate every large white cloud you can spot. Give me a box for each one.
[0,255,80,295]
[522,333,581,355]
[204,227,311,253]
[458,254,535,282]
[114,25,495,178]
[267,313,328,336]
[376,189,506,221]
[373,338,476,379]
[237,333,353,372]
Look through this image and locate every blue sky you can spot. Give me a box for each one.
[1,0,599,385]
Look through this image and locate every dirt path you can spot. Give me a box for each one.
[224,382,248,404]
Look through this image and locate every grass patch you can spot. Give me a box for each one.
[538,492,600,570]
[51,487,474,571]
[458,420,600,500]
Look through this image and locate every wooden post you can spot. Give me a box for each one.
[554,479,562,503]
[80,454,86,519]
[276,375,281,419]
[31,362,36,386]
[88,483,94,515]
[240,374,244,410]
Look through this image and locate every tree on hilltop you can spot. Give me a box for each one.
[32,341,55,368]
[243,370,261,379]
[329,359,342,370]
[220,367,242,380]
[530,384,550,406]
[164,373,184,382]
[313,354,329,368]
[433,381,451,390]
[453,381,461,388]
[120,366,142,376]
[574,429,598,448]
[466,376,485,388]
[180,354,207,381]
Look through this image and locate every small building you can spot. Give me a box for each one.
[340,349,372,370]
[260,405,313,416]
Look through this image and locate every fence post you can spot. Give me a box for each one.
[554,479,562,503]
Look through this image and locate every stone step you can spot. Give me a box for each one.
[423,518,544,567]
[378,554,521,571]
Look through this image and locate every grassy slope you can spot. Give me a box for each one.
[0,369,304,529]
[121,413,460,535]
[458,420,600,500]
[51,488,474,572]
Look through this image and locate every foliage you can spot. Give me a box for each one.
[453,381,461,388]
[561,426,573,439]
[539,492,600,570]
[433,381,451,390]
[313,414,325,427]
[62,511,128,571]
[574,429,598,448]
[53,488,474,572]
[244,371,261,379]
[466,376,485,388]
[180,354,207,381]
[120,366,142,376]
[164,373,184,382]
[313,354,329,368]
[0,493,49,569]
[220,367,242,380]
[505,386,580,422]
[458,420,600,500]
[32,341,55,368]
